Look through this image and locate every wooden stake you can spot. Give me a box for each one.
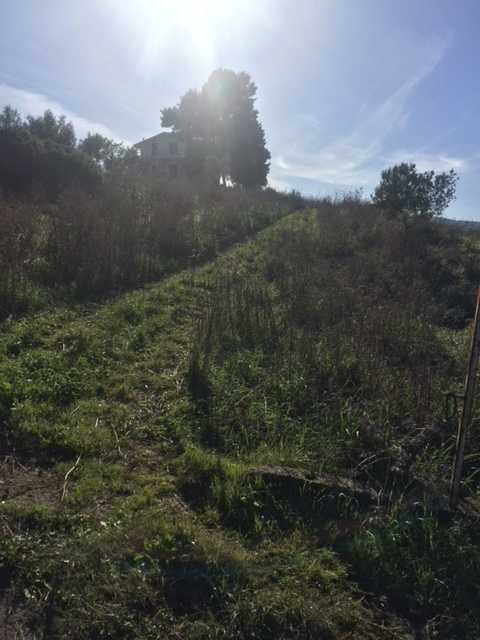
[450,288,480,509]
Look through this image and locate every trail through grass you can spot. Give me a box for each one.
[1,207,479,639]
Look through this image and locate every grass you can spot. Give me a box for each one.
[1,203,480,638]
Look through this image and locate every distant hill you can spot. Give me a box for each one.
[438,217,480,231]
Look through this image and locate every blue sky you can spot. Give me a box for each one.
[1,0,479,218]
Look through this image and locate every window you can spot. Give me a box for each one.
[152,142,159,156]
[168,164,178,178]
[169,142,178,155]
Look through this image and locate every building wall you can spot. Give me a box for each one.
[135,133,186,178]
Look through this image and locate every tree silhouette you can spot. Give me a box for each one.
[161,69,270,187]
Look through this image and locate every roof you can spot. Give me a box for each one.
[133,131,180,148]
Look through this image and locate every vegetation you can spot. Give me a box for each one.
[161,69,271,187]
[373,162,458,221]
[0,67,275,319]
[1,71,480,638]
[0,182,301,318]
[0,107,101,199]
[2,191,480,638]
[0,76,286,323]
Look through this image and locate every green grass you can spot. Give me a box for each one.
[1,205,479,639]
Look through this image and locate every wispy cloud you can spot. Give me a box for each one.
[0,83,120,142]
[270,34,457,191]
[385,150,468,173]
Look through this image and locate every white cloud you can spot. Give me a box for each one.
[0,83,121,142]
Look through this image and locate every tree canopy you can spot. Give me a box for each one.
[78,132,116,163]
[26,109,76,149]
[373,162,458,220]
[0,106,100,198]
[78,132,139,173]
[161,69,270,188]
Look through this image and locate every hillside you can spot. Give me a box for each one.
[2,202,480,639]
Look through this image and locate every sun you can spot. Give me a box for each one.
[108,0,266,79]
[112,0,241,73]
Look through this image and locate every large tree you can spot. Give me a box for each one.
[161,69,270,187]
[373,162,458,220]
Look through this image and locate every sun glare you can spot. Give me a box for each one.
[113,0,244,74]
[170,0,231,25]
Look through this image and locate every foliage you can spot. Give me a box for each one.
[78,132,118,162]
[161,69,270,187]
[373,162,458,220]
[78,132,138,171]
[0,106,101,199]
[26,108,76,149]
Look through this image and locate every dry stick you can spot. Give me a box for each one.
[450,287,480,509]
[113,427,125,459]
[61,455,81,502]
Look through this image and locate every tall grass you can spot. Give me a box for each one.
[186,200,470,488]
[178,199,480,637]
[0,181,303,319]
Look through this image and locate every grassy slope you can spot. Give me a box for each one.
[0,209,478,638]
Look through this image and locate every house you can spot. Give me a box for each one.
[134,131,185,179]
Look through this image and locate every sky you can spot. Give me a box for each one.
[1,0,479,219]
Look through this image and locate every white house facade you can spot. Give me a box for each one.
[134,132,186,179]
